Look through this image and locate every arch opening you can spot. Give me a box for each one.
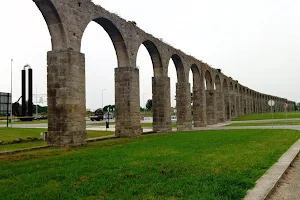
[205,71,213,90]
[81,21,117,125]
[170,54,186,83]
[189,64,203,126]
[215,75,221,91]
[81,18,130,68]
[136,42,155,126]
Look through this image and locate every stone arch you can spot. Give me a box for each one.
[205,70,213,90]
[215,75,221,91]
[223,79,228,92]
[137,40,169,132]
[190,64,201,84]
[205,70,216,124]
[137,40,163,77]
[81,17,130,68]
[190,64,206,127]
[170,54,186,83]
[34,0,67,50]
[230,82,234,91]
[223,79,231,121]
[168,54,191,130]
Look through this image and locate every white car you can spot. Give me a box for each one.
[171,115,177,122]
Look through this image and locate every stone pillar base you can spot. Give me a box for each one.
[193,85,206,127]
[216,91,225,122]
[176,82,192,130]
[47,50,87,146]
[115,67,142,137]
[152,76,172,132]
[206,90,216,125]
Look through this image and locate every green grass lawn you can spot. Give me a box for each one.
[228,120,300,127]
[0,128,114,151]
[0,119,48,124]
[0,129,299,199]
[232,111,300,121]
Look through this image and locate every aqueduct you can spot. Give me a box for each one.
[34,0,295,146]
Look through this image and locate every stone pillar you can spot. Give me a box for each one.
[230,92,237,118]
[243,97,247,115]
[47,50,87,146]
[193,85,207,127]
[216,91,225,122]
[258,97,262,113]
[236,94,240,117]
[240,95,244,115]
[224,92,231,121]
[249,96,253,113]
[152,76,172,132]
[176,82,192,130]
[206,90,216,124]
[115,67,142,137]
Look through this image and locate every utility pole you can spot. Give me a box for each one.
[10,59,13,127]
[35,86,38,118]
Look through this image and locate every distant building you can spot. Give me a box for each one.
[0,92,11,115]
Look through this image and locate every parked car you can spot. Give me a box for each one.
[90,110,104,121]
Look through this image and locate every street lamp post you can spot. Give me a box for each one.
[10,59,13,128]
[102,89,106,110]
[35,86,38,118]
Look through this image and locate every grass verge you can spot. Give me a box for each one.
[232,111,300,121]
[228,120,300,127]
[0,129,299,199]
[0,128,114,151]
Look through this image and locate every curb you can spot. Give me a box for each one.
[244,138,300,200]
[0,135,119,155]
[0,145,51,156]
[87,135,118,142]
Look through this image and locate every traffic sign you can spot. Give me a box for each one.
[268,100,275,107]
[283,103,288,108]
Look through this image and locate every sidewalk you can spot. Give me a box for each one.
[267,154,300,200]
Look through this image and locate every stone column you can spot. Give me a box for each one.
[193,85,207,127]
[152,76,172,132]
[216,90,225,122]
[240,95,244,115]
[230,92,237,118]
[224,92,231,121]
[47,50,87,146]
[115,67,142,137]
[206,90,216,124]
[258,97,262,113]
[236,94,240,117]
[244,96,248,115]
[250,96,253,113]
[176,82,192,130]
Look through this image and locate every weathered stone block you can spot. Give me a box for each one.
[115,67,142,137]
[47,50,87,146]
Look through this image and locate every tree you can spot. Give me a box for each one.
[146,99,152,111]
[295,102,299,111]
[103,105,115,112]
[94,108,103,115]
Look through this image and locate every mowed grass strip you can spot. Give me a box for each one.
[0,129,299,199]
[228,120,300,127]
[0,128,114,151]
[232,111,300,121]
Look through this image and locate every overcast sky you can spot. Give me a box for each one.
[0,0,299,110]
